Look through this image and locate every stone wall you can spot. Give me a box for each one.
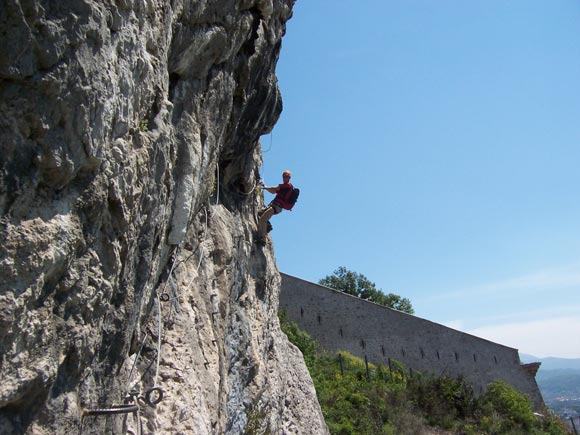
[280,273,544,410]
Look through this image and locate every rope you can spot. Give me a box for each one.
[263,131,273,153]
[235,180,260,197]
[258,133,272,196]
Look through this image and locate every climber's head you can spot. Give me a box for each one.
[282,170,291,181]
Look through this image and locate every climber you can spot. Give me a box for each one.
[257,170,297,245]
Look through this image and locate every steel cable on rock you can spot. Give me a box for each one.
[154,290,162,388]
[126,330,149,392]
[182,206,209,295]
[152,205,209,390]
[162,206,208,279]
[150,241,184,388]
[148,204,209,387]
[119,203,209,429]
[215,162,220,205]
[124,243,180,395]
[83,192,211,434]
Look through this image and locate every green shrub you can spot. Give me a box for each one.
[540,412,571,435]
[278,313,572,435]
[409,374,476,429]
[279,310,317,366]
[479,381,535,430]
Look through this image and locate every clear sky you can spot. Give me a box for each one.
[260,0,580,359]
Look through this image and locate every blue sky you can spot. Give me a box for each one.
[260,0,580,359]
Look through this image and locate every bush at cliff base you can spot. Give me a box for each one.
[279,310,572,435]
[477,380,570,435]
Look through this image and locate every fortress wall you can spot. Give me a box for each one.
[280,273,544,409]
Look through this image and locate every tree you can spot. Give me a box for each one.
[319,266,414,314]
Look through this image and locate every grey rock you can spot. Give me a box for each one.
[0,1,328,434]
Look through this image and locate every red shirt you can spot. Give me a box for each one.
[274,182,293,209]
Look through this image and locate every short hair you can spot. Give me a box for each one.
[282,170,292,178]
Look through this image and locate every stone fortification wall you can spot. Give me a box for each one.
[280,273,544,410]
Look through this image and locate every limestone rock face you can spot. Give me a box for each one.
[0,1,328,434]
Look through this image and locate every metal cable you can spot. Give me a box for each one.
[126,330,149,392]
[154,291,162,388]
[183,207,208,296]
[215,162,220,205]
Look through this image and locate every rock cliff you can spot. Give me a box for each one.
[0,1,328,434]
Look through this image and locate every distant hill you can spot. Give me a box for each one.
[536,369,580,400]
[520,354,580,371]
[521,354,580,420]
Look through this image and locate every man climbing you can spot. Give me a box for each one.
[257,170,295,245]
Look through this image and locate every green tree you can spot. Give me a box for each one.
[319,267,414,314]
